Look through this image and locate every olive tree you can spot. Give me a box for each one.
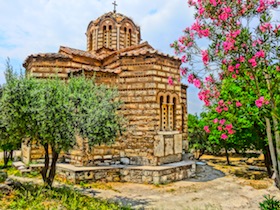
[2,74,123,187]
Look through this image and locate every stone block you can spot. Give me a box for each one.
[158,71,166,76]
[174,134,183,154]
[154,135,164,157]
[120,158,130,165]
[120,151,125,157]
[142,176,153,183]
[93,155,102,160]
[165,137,174,156]
[153,176,160,184]
[93,148,104,155]
[158,84,166,89]
[95,172,106,180]
[160,175,168,183]
[104,155,113,159]
[85,171,93,179]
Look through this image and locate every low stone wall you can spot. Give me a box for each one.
[56,161,196,184]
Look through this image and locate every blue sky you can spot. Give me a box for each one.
[0,0,204,114]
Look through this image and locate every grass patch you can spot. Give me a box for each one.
[0,182,131,210]
[79,181,120,193]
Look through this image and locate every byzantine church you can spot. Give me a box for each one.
[22,10,188,167]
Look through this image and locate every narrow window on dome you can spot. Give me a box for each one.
[173,97,176,130]
[108,25,112,48]
[124,27,127,47]
[128,29,132,47]
[160,96,164,130]
[103,26,107,47]
[89,33,93,51]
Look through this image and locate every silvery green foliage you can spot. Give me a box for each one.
[1,71,123,185]
[2,74,122,152]
[68,76,122,148]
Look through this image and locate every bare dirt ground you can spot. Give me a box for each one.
[6,153,280,210]
[89,154,280,210]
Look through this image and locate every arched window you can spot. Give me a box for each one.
[127,29,132,47]
[173,98,176,130]
[182,105,186,132]
[124,27,132,48]
[124,27,127,47]
[108,25,112,48]
[160,96,164,130]
[159,94,177,131]
[103,26,107,47]
[88,33,93,51]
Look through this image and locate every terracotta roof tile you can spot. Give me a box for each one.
[69,67,121,74]
[59,46,102,60]
[120,48,180,61]
[23,53,71,68]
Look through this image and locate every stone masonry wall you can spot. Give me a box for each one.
[56,162,196,184]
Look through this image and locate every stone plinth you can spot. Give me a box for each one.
[55,160,196,184]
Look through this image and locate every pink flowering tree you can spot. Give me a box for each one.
[172,0,280,186]
[203,76,272,169]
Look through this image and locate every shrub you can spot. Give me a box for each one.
[259,195,280,210]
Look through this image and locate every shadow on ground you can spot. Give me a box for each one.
[109,196,150,209]
[188,164,225,182]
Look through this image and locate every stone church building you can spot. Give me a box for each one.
[22,11,188,167]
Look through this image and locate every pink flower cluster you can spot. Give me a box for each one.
[188,74,202,88]
[227,62,241,79]
[201,50,209,65]
[257,0,276,13]
[193,78,201,88]
[204,126,210,133]
[252,39,263,47]
[180,67,188,76]
[255,96,269,108]
[215,100,229,113]
[198,89,211,106]
[181,55,188,63]
[260,22,272,33]
[219,7,232,21]
[190,20,211,38]
[214,118,235,139]
[168,76,174,86]
[197,78,220,107]
[248,50,266,67]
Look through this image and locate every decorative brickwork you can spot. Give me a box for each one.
[22,11,188,167]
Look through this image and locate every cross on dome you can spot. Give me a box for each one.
[112,1,117,13]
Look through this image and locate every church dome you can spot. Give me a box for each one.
[86,12,141,51]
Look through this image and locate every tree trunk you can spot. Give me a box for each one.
[264,145,273,177]
[225,146,230,165]
[264,73,280,188]
[46,147,59,187]
[272,114,280,188]
[197,148,205,160]
[3,150,9,168]
[9,150,13,161]
[234,148,240,155]
[41,143,49,183]
[265,117,280,188]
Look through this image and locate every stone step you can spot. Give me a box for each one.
[12,161,26,169]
